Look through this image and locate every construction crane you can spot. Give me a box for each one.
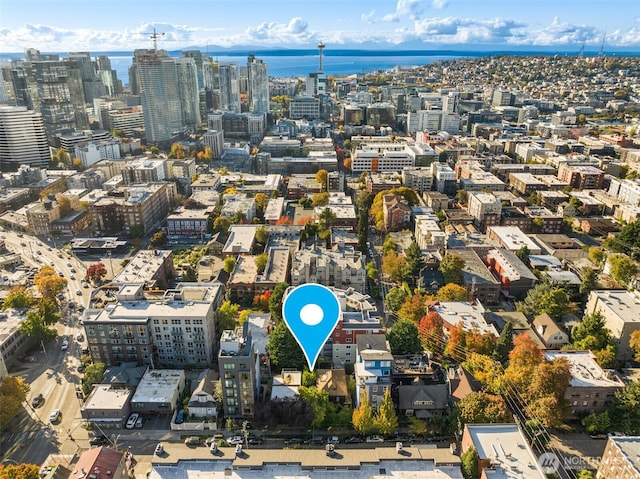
[143,27,165,54]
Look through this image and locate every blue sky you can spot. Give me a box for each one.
[0,0,638,53]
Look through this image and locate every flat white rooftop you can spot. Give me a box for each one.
[544,351,625,388]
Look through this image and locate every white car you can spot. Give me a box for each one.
[226,436,243,445]
[126,413,139,429]
[61,340,69,351]
[49,409,61,423]
[366,435,384,443]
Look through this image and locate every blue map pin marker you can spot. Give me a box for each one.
[282,284,341,371]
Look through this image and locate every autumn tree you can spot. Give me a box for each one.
[397,293,428,323]
[2,286,34,310]
[0,463,40,479]
[588,246,606,267]
[255,226,269,245]
[382,251,408,283]
[388,319,422,355]
[0,375,29,426]
[444,323,467,361]
[34,265,67,299]
[525,357,571,427]
[382,237,398,255]
[435,283,469,302]
[86,262,108,283]
[419,312,444,353]
[311,192,329,207]
[254,193,268,212]
[439,253,465,285]
[630,330,640,362]
[315,169,328,190]
[503,332,544,391]
[457,391,512,426]
[352,390,375,434]
[374,388,398,435]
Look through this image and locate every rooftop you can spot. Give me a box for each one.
[131,369,185,404]
[544,351,626,388]
[590,290,640,321]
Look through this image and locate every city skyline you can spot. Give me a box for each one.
[0,0,639,54]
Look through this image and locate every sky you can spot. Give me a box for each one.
[0,0,639,53]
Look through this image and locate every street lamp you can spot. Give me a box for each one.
[107,250,113,279]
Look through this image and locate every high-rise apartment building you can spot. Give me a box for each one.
[0,106,50,171]
[175,57,201,132]
[247,54,269,114]
[134,49,183,145]
[33,59,89,142]
[218,62,241,113]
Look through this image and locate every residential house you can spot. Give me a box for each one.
[354,334,392,408]
[187,369,218,418]
[532,313,570,349]
[74,447,130,479]
[316,369,352,406]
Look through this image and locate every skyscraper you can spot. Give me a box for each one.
[218,62,240,113]
[0,106,50,171]
[247,54,269,114]
[134,49,182,145]
[175,58,201,132]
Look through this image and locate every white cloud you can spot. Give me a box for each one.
[431,0,448,8]
[382,0,424,22]
[526,17,599,46]
[412,16,526,43]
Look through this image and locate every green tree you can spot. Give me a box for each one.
[439,253,465,285]
[269,282,289,323]
[2,286,34,310]
[572,311,614,352]
[299,386,330,428]
[223,257,236,274]
[357,207,369,252]
[38,298,61,325]
[493,321,514,364]
[516,283,570,321]
[218,300,239,331]
[397,293,428,323]
[374,388,398,435]
[254,193,268,212]
[457,391,512,426]
[82,362,106,396]
[579,267,599,297]
[302,369,318,387]
[352,390,375,434]
[460,446,480,479]
[150,230,168,247]
[255,253,268,274]
[610,380,640,434]
[213,216,231,233]
[588,246,606,267]
[317,208,336,239]
[582,410,611,434]
[516,245,530,264]
[366,261,378,280]
[385,287,407,313]
[130,224,145,238]
[382,237,398,255]
[255,226,269,245]
[455,189,468,206]
[388,319,422,355]
[404,242,423,285]
[267,321,305,370]
[19,309,57,343]
[0,376,29,427]
[609,253,638,286]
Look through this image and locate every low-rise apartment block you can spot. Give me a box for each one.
[291,244,366,293]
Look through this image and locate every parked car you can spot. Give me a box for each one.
[135,415,144,428]
[175,409,184,424]
[76,290,82,296]
[77,364,84,373]
[396,442,404,453]
[366,435,384,443]
[90,435,109,446]
[247,436,264,445]
[284,437,303,445]
[31,393,44,408]
[125,413,139,429]
[326,436,340,445]
[49,409,61,423]
[154,443,164,455]
[210,442,218,454]
[184,436,201,447]
[305,437,324,445]
[343,436,362,444]
[235,444,242,455]
[60,340,69,351]
[226,436,243,445]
